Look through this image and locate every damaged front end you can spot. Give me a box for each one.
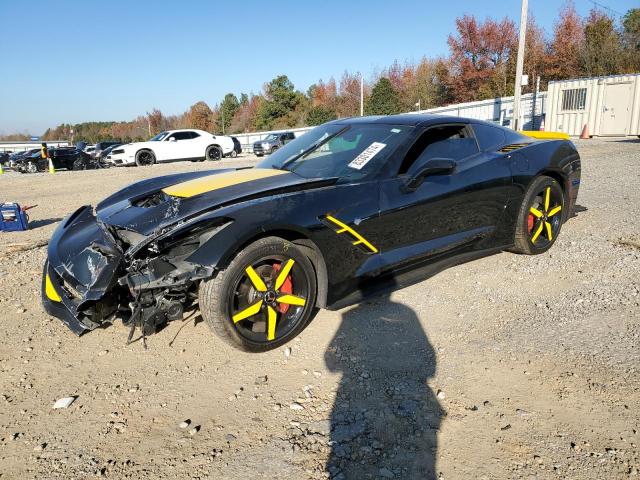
[42,203,227,342]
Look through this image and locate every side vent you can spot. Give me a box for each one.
[498,143,529,153]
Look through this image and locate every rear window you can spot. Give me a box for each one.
[473,123,506,151]
[400,125,479,174]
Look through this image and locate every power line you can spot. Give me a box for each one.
[585,0,625,18]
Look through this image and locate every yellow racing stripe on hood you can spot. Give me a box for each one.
[162,168,288,198]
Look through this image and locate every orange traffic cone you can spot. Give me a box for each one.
[580,124,590,139]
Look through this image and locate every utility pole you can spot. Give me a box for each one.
[221,107,225,134]
[360,73,364,117]
[512,0,528,131]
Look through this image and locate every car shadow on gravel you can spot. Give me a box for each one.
[27,217,63,229]
[325,294,442,479]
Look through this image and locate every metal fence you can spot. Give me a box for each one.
[233,92,548,153]
[410,91,547,130]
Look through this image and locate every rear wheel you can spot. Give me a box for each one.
[512,175,564,255]
[135,149,155,166]
[206,145,222,161]
[230,150,238,158]
[199,237,318,352]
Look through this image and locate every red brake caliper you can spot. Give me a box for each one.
[527,213,535,233]
[272,263,293,314]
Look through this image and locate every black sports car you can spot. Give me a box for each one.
[14,147,101,173]
[42,115,581,351]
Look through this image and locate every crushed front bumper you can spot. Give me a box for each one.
[41,205,124,335]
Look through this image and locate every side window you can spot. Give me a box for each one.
[190,131,200,139]
[399,125,479,174]
[473,124,506,151]
[171,132,191,141]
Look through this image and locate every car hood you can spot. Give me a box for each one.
[95,167,326,237]
[118,141,155,151]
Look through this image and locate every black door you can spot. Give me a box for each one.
[373,123,512,271]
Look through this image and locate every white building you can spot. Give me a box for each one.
[546,73,640,137]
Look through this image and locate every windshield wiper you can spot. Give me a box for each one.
[279,126,349,171]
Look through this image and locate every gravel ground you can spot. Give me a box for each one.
[0,141,638,479]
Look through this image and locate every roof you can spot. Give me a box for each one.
[332,113,474,127]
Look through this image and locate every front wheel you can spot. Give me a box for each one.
[199,237,318,352]
[205,145,222,161]
[26,161,39,174]
[135,150,155,166]
[512,175,565,255]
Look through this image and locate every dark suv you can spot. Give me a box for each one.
[253,131,295,156]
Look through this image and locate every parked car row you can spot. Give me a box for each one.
[11,147,105,173]
[1,130,260,173]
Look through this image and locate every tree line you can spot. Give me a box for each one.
[4,5,638,144]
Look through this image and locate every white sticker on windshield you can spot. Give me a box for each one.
[347,142,386,170]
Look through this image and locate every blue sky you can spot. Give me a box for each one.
[0,0,636,134]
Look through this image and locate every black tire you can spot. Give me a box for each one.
[512,175,565,255]
[230,150,238,158]
[72,159,85,171]
[256,153,263,157]
[199,237,318,352]
[205,145,222,161]
[135,149,155,166]
[269,146,279,155]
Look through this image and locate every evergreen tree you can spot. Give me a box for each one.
[365,78,402,115]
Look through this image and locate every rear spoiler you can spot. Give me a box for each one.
[518,131,570,140]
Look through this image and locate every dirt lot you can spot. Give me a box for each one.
[0,141,638,480]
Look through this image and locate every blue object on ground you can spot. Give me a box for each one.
[0,203,30,231]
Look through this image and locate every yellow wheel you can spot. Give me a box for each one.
[513,176,565,255]
[199,237,318,352]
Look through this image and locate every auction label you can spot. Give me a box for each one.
[347,142,386,170]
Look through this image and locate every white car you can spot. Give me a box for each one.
[106,129,235,166]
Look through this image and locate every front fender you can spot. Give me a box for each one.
[186,220,315,271]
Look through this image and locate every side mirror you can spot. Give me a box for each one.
[403,157,456,192]
[169,137,176,142]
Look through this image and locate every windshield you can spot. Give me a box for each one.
[263,134,279,141]
[149,131,169,141]
[256,123,412,180]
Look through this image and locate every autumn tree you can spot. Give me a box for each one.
[546,3,584,81]
[446,15,517,102]
[146,109,166,136]
[229,94,262,133]
[336,71,363,118]
[365,78,402,115]
[523,16,548,92]
[186,101,214,131]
